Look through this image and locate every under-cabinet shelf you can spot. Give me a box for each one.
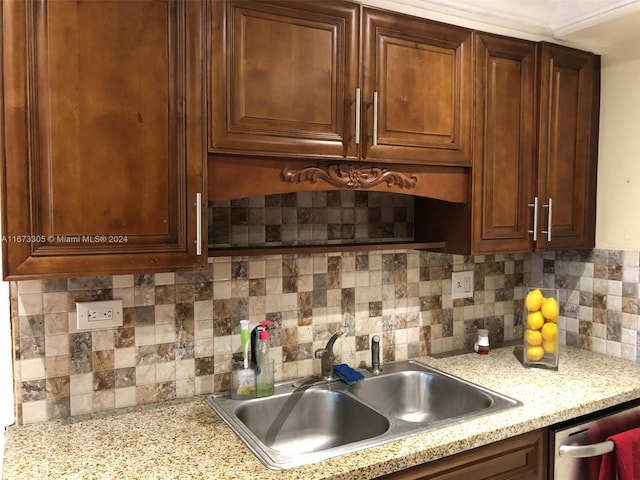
[208,241,446,257]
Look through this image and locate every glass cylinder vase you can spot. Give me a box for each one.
[523,287,559,370]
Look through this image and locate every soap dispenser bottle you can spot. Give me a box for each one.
[251,320,275,397]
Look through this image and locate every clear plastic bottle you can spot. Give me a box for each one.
[251,320,274,397]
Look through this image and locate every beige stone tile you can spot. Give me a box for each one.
[176,378,195,398]
[43,292,68,314]
[18,293,43,316]
[154,304,175,325]
[195,375,213,395]
[135,365,156,385]
[176,359,195,380]
[115,386,136,408]
[70,373,93,396]
[45,336,69,358]
[213,336,231,357]
[21,400,47,424]
[21,358,45,381]
[195,339,214,358]
[156,363,176,383]
[248,295,266,316]
[92,329,115,351]
[154,272,175,286]
[93,390,115,412]
[134,326,155,346]
[114,347,135,369]
[112,275,134,288]
[45,350,69,378]
[341,271,356,289]
[17,280,43,294]
[44,312,68,336]
[248,259,266,278]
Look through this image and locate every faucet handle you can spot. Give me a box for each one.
[314,348,326,359]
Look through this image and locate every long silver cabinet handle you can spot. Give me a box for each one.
[372,91,378,147]
[541,198,553,242]
[195,192,202,256]
[355,88,361,145]
[527,197,539,242]
[558,440,614,458]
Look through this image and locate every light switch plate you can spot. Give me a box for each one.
[76,299,123,330]
[452,271,474,299]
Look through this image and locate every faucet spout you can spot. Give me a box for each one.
[314,331,344,380]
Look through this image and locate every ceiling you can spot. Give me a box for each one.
[366,0,640,52]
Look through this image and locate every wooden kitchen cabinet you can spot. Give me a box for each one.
[470,33,537,254]
[1,0,207,279]
[209,0,360,159]
[535,43,599,251]
[416,37,599,255]
[380,429,547,480]
[209,1,472,166]
[361,8,473,166]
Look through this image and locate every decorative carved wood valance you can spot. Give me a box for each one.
[281,164,418,190]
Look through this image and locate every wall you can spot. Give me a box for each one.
[596,37,640,249]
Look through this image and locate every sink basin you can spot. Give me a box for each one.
[235,389,389,454]
[206,360,521,470]
[349,370,493,423]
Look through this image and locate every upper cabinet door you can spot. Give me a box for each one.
[209,0,359,159]
[536,43,599,251]
[472,33,536,254]
[361,8,473,166]
[1,0,206,279]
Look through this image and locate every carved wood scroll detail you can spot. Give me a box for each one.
[281,164,418,190]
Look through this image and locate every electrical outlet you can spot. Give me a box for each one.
[76,300,123,330]
[452,271,473,299]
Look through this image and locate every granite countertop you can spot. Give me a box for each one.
[5,346,640,480]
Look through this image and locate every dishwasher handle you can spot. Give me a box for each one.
[558,440,614,458]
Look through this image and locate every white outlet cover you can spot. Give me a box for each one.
[76,299,123,331]
[452,271,474,300]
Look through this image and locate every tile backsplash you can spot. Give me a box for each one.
[209,191,414,248]
[530,250,640,361]
[10,250,530,424]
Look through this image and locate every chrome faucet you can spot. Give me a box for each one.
[370,335,382,375]
[315,331,344,380]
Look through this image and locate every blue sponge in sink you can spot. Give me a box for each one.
[334,363,365,385]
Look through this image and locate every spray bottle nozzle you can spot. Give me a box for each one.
[257,320,274,340]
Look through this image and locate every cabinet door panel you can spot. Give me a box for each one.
[209,0,359,159]
[2,0,206,279]
[362,8,472,165]
[382,429,546,480]
[537,43,598,251]
[472,33,536,254]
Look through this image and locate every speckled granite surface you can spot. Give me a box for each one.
[5,346,640,480]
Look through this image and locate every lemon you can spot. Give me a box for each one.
[541,322,558,341]
[541,297,559,322]
[525,289,544,311]
[527,311,544,330]
[542,339,557,354]
[524,329,543,346]
[526,346,545,361]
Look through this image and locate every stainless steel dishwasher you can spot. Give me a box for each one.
[549,398,640,479]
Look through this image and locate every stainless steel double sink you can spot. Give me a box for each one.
[206,360,521,470]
